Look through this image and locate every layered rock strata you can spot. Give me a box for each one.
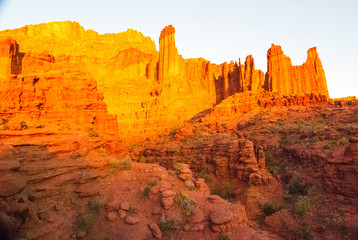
[0,22,330,140]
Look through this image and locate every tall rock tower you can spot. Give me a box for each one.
[158,25,180,82]
[265,44,329,97]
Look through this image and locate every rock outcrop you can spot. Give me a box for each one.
[158,25,181,82]
[0,22,331,141]
[265,44,329,97]
[324,134,358,197]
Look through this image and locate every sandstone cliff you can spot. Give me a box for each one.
[0,22,331,141]
[265,44,329,97]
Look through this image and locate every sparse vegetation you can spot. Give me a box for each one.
[142,185,151,197]
[108,158,120,168]
[174,162,183,170]
[77,198,103,231]
[89,129,99,137]
[128,206,138,215]
[77,212,94,231]
[210,181,235,201]
[119,156,133,170]
[139,155,146,163]
[299,225,313,240]
[265,151,289,176]
[175,193,196,216]
[219,233,230,240]
[289,176,305,196]
[184,180,196,191]
[88,199,102,214]
[159,215,179,232]
[100,147,107,157]
[294,195,310,217]
[197,169,211,183]
[261,202,277,217]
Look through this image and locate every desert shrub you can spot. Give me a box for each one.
[174,162,183,170]
[294,195,310,217]
[128,206,138,215]
[77,212,94,231]
[185,181,196,191]
[219,234,230,240]
[108,158,120,168]
[338,136,350,147]
[0,124,9,130]
[88,199,102,215]
[175,193,195,216]
[141,179,158,197]
[89,129,99,137]
[139,155,146,163]
[20,121,28,130]
[159,215,179,232]
[299,225,313,240]
[142,185,151,197]
[261,202,277,216]
[128,143,137,152]
[210,181,235,201]
[326,212,348,237]
[289,176,305,196]
[119,156,133,170]
[99,147,107,157]
[197,169,211,183]
[269,166,280,175]
[36,125,46,128]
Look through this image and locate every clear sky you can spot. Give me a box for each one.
[0,0,357,98]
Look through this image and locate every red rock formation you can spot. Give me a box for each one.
[265,44,329,97]
[158,25,180,82]
[0,38,118,136]
[0,22,332,141]
[324,134,358,197]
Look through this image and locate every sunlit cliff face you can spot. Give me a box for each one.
[0,21,328,142]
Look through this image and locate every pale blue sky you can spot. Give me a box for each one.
[0,0,357,98]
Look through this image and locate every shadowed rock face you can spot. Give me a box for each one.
[0,22,330,141]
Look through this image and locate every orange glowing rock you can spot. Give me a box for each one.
[265,44,329,97]
[0,21,331,141]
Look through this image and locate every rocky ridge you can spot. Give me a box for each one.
[0,21,330,141]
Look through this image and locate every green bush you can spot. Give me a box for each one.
[299,225,313,240]
[219,234,230,240]
[108,158,120,168]
[89,129,99,137]
[99,147,107,157]
[128,206,138,215]
[119,156,133,170]
[159,215,179,232]
[261,202,277,216]
[142,185,151,197]
[88,199,102,215]
[210,182,235,201]
[176,193,195,216]
[294,195,310,217]
[289,177,305,196]
[197,169,211,183]
[139,155,146,163]
[77,212,94,231]
[174,162,183,170]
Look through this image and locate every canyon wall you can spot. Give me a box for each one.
[0,22,330,141]
[265,44,329,97]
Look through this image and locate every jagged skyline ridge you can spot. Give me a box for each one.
[0,0,357,98]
